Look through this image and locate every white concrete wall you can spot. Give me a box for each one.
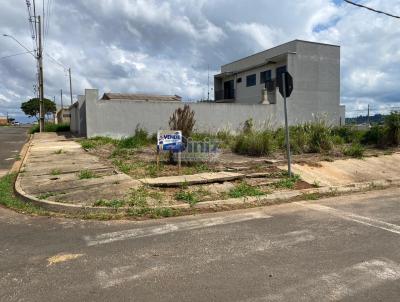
[69,104,79,134]
[81,89,343,138]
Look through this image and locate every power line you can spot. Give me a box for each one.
[2,34,36,58]
[44,52,67,70]
[344,0,400,19]
[0,50,35,61]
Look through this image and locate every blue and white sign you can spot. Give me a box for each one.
[157,130,183,152]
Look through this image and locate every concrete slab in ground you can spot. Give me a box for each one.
[287,152,400,186]
[139,171,244,187]
[19,133,140,205]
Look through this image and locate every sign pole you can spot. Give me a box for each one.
[178,151,181,174]
[282,72,292,178]
[156,148,160,171]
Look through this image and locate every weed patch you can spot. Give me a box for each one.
[228,182,264,198]
[78,169,96,179]
[272,175,300,189]
[80,136,117,149]
[38,192,56,200]
[232,130,276,156]
[175,190,198,206]
[51,169,61,175]
[0,174,47,214]
[93,199,125,208]
[117,128,149,149]
[343,143,365,158]
[301,193,320,200]
[128,187,149,207]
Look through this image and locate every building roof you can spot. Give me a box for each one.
[220,39,340,74]
[101,93,182,102]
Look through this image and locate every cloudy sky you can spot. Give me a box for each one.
[0,0,399,122]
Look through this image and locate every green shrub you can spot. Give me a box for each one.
[343,143,365,158]
[307,121,333,153]
[232,129,276,156]
[331,135,345,145]
[216,130,234,147]
[362,125,384,146]
[275,125,310,154]
[117,127,149,149]
[384,111,400,146]
[331,126,366,144]
[29,123,70,134]
[228,182,264,198]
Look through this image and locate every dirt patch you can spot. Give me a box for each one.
[290,151,400,187]
[294,180,314,190]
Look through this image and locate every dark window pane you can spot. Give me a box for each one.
[237,77,242,83]
[260,70,272,84]
[246,74,256,87]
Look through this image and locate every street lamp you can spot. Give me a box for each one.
[2,34,36,58]
[3,32,44,132]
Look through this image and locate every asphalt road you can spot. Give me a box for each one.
[0,126,28,175]
[1,187,400,301]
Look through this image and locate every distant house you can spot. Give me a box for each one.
[214,39,345,121]
[0,116,8,126]
[56,108,71,124]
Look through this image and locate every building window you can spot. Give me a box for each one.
[237,77,242,83]
[246,74,256,87]
[260,70,272,84]
[276,65,287,81]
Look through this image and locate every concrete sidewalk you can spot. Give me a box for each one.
[18,133,140,206]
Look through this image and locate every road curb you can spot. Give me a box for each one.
[13,160,400,215]
[10,133,32,174]
[12,135,400,215]
[190,178,400,209]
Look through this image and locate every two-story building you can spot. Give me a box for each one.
[214,39,345,123]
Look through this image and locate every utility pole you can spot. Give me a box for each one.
[207,64,210,101]
[68,68,73,105]
[282,72,292,177]
[38,15,45,132]
[367,104,370,125]
[60,89,63,109]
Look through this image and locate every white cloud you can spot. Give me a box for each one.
[0,0,399,121]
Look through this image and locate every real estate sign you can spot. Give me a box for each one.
[157,130,183,152]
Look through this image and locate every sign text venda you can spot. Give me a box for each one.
[157,130,183,152]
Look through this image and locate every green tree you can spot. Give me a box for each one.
[21,98,56,121]
[384,111,400,146]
